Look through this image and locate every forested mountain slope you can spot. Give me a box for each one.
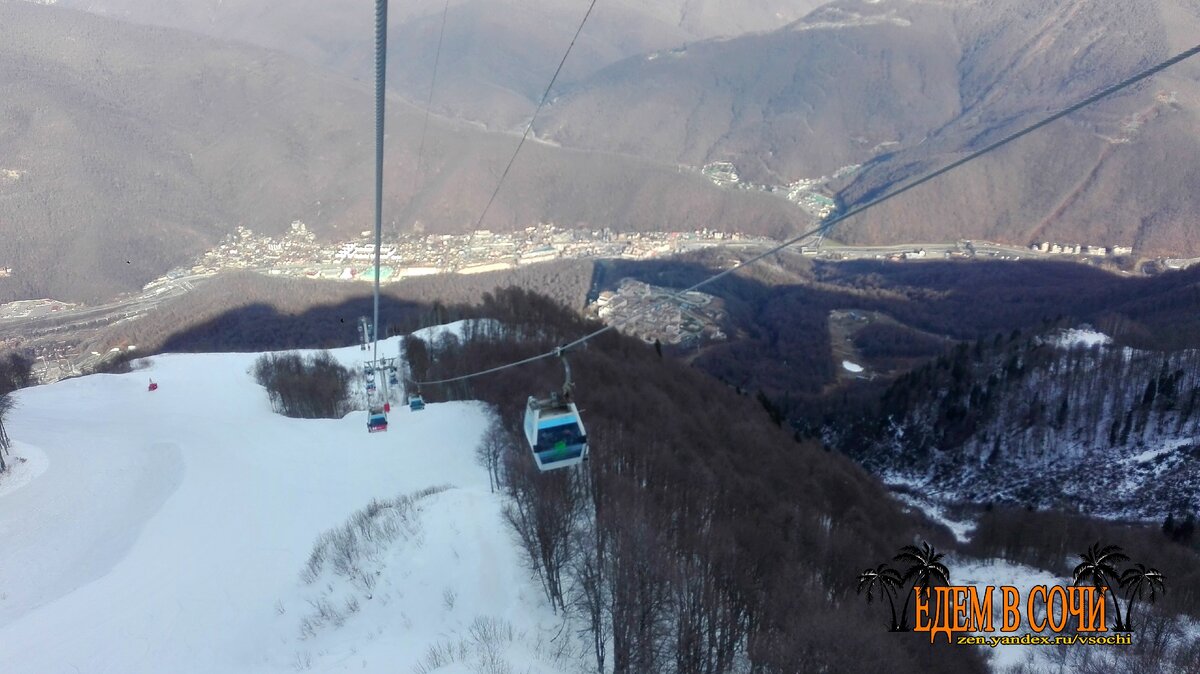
[832,328,1200,520]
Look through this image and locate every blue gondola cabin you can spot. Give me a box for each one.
[367,407,388,433]
[523,395,588,471]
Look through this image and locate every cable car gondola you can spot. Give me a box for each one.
[367,405,388,432]
[523,351,588,471]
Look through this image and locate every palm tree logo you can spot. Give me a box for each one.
[1119,563,1167,632]
[1072,542,1130,631]
[856,564,904,632]
[896,542,950,630]
[1072,542,1167,633]
[857,541,949,632]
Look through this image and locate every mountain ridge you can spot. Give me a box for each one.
[536,0,1200,256]
[53,0,831,128]
[0,1,809,304]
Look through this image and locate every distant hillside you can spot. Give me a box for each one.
[0,3,807,304]
[604,254,1200,402]
[88,261,597,357]
[834,329,1200,521]
[596,252,1200,519]
[834,0,1200,258]
[47,0,1200,259]
[537,1,963,181]
[56,0,829,128]
[536,0,1200,256]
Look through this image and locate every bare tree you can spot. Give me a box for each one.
[568,460,610,673]
[475,417,509,493]
[605,493,671,674]
[502,448,582,612]
[0,394,13,473]
[253,351,352,419]
[0,353,32,474]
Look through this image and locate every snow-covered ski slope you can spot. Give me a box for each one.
[0,334,569,673]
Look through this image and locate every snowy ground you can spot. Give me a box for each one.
[1052,328,1112,349]
[947,556,1066,672]
[885,487,1097,672]
[0,440,48,498]
[0,337,573,674]
[889,489,977,543]
[409,319,501,344]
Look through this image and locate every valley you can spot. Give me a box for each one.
[6,0,1200,306]
[3,1,1200,671]
[2,229,1161,385]
[0,1,809,305]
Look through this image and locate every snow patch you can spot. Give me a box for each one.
[0,441,48,497]
[947,555,1064,671]
[794,8,912,30]
[410,319,501,344]
[1054,328,1112,349]
[1132,436,1194,463]
[842,360,864,373]
[275,486,571,673]
[891,491,976,543]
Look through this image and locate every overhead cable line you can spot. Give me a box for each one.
[412,42,1200,387]
[471,0,600,231]
[416,0,451,175]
